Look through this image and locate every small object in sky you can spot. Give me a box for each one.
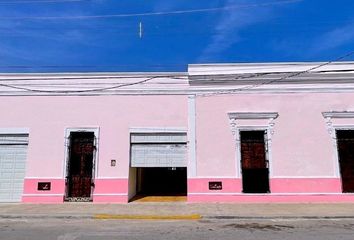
[139,21,143,39]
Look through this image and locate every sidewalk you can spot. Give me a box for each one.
[2,203,354,220]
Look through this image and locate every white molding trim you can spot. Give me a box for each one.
[188,176,339,179]
[0,128,29,134]
[188,95,197,177]
[188,61,354,75]
[189,176,240,179]
[228,112,279,179]
[188,192,345,196]
[271,176,339,179]
[94,177,128,180]
[322,111,354,119]
[228,112,278,120]
[129,127,187,133]
[24,177,64,180]
[24,177,130,180]
[321,112,354,178]
[92,193,128,196]
[22,194,64,196]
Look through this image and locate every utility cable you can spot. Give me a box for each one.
[0,75,184,93]
[0,0,300,20]
[198,50,354,97]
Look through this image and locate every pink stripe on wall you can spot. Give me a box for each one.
[93,178,129,203]
[23,178,65,195]
[22,178,65,203]
[22,195,64,203]
[93,195,128,203]
[188,178,242,193]
[270,178,342,193]
[188,178,342,194]
[187,194,354,203]
[187,177,350,203]
[22,178,129,203]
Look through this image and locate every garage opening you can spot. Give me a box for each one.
[129,132,187,202]
[240,130,270,193]
[337,130,354,193]
[137,167,187,195]
[65,131,95,202]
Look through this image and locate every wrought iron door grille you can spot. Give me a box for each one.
[65,132,95,202]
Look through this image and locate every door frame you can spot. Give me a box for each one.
[322,112,354,180]
[228,112,278,179]
[63,127,99,200]
[237,128,271,193]
[334,126,354,192]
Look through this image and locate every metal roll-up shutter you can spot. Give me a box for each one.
[131,133,187,167]
[0,134,29,202]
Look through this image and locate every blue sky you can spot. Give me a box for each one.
[0,0,353,72]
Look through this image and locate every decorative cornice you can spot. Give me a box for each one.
[228,112,279,120]
[228,112,279,137]
[1,62,354,96]
[188,62,354,86]
[322,111,354,119]
[188,61,354,75]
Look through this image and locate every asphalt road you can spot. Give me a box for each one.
[1,218,354,240]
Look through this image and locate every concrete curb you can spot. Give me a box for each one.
[204,215,354,220]
[94,214,201,220]
[0,214,201,220]
[2,214,354,220]
[0,214,93,219]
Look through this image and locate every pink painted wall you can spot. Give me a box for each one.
[2,91,354,202]
[22,178,65,203]
[195,92,354,179]
[0,95,188,178]
[0,95,188,201]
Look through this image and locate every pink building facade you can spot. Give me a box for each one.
[1,62,354,203]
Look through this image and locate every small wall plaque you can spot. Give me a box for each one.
[111,159,116,167]
[209,181,222,190]
[38,182,51,191]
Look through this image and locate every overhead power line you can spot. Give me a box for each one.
[0,0,300,20]
[0,75,186,93]
[198,51,354,97]
[0,51,353,94]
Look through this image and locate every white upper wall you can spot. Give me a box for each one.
[188,62,354,75]
[1,61,354,96]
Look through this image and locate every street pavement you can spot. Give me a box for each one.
[2,202,354,219]
[1,218,354,240]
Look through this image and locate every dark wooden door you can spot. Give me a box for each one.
[240,131,270,193]
[66,132,95,201]
[337,130,354,193]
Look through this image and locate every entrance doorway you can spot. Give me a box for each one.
[240,130,270,193]
[337,130,354,193]
[65,132,95,202]
[129,132,188,202]
[136,167,187,195]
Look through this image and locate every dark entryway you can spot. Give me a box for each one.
[240,130,270,193]
[337,130,354,193]
[136,167,187,196]
[65,132,95,202]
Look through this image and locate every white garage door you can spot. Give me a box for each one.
[0,134,29,202]
[131,133,187,167]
